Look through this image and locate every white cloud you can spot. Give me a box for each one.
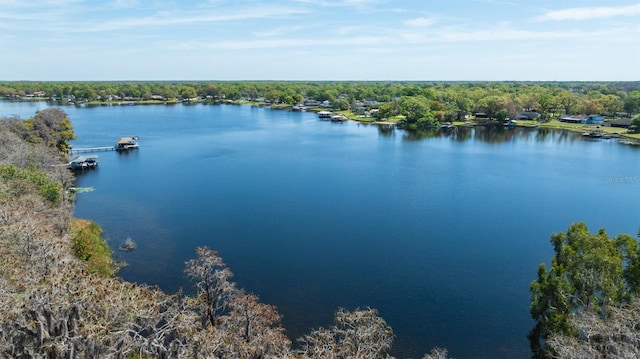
[534,3,640,21]
[108,0,138,9]
[331,25,368,36]
[106,7,306,31]
[290,0,383,9]
[472,0,517,6]
[160,22,635,55]
[166,35,386,51]
[253,25,305,37]
[404,17,435,27]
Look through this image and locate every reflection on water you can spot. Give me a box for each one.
[390,124,588,144]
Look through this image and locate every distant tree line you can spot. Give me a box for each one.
[2,81,640,128]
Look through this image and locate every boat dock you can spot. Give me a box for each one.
[69,155,98,170]
[69,146,115,154]
[69,136,140,154]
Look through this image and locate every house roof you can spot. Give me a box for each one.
[518,112,540,117]
[609,118,632,126]
[70,155,98,163]
[117,137,137,144]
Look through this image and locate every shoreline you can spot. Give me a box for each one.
[5,98,639,143]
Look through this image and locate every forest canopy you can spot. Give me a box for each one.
[2,81,640,124]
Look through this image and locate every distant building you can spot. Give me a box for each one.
[516,111,541,120]
[607,118,632,128]
[559,115,585,124]
[582,114,604,125]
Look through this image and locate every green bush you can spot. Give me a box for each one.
[0,164,61,204]
[70,219,116,277]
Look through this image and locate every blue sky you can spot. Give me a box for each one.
[1,0,639,81]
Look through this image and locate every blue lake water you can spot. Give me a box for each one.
[2,101,639,358]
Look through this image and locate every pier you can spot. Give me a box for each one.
[69,136,139,154]
[69,146,115,154]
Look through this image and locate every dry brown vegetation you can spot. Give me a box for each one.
[0,109,457,358]
[546,299,640,359]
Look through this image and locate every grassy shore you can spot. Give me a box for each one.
[539,120,640,140]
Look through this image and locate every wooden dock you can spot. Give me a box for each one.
[70,136,139,154]
[69,146,115,154]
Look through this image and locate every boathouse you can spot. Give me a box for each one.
[318,111,332,119]
[116,136,139,151]
[69,155,98,170]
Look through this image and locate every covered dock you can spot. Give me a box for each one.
[69,155,98,170]
[116,136,139,151]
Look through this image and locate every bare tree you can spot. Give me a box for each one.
[298,307,394,359]
[222,291,292,358]
[422,347,454,359]
[184,246,236,327]
[547,298,640,359]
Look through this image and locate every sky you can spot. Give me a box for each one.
[0,0,639,81]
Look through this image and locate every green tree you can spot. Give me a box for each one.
[579,98,605,115]
[623,90,640,115]
[24,108,76,153]
[398,96,430,123]
[333,98,350,111]
[536,92,556,119]
[495,109,509,122]
[179,85,197,100]
[631,114,640,133]
[528,261,574,358]
[529,222,638,358]
[375,103,395,120]
[477,95,507,119]
[557,90,579,115]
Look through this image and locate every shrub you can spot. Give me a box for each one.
[70,219,116,277]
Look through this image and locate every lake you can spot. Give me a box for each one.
[2,101,639,358]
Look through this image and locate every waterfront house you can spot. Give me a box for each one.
[583,114,604,125]
[516,111,541,120]
[559,115,585,124]
[607,118,632,128]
